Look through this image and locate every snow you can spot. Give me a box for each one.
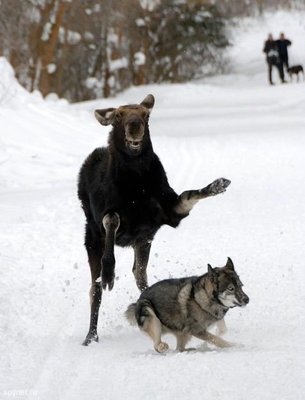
[1,10,305,400]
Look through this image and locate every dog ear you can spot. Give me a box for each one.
[225,257,235,271]
[207,264,217,282]
[140,94,155,113]
[94,108,116,126]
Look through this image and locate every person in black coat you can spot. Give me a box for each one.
[263,33,285,85]
[276,32,292,73]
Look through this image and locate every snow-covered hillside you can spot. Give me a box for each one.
[1,11,305,400]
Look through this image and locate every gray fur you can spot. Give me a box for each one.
[125,303,137,326]
[125,258,249,352]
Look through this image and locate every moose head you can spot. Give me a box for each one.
[94,94,155,155]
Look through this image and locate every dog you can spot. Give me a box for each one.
[288,65,304,81]
[125,257,249,353]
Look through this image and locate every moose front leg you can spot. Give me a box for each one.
[174,178,231,215]
[82,226,103,346]
[132,240,151,291]
[101,212,120,290]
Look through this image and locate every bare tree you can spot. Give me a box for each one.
[0,0,230,102]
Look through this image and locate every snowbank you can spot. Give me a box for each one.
[0,57,30,106]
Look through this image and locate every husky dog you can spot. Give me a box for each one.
[125,258,249,353]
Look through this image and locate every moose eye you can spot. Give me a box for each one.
[227,285,234,292]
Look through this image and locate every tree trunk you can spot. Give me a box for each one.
[29,0,67,96]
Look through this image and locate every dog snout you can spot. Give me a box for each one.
[242,294,249,305]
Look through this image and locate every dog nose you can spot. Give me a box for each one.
[243,295,249,304]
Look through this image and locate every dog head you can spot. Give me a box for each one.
[94,94,155,156]
[207,257,249,308]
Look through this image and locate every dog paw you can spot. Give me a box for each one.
[155,342,169,353]
[222,340,235,348]
[232,342,245,349]
[208,178,231,195]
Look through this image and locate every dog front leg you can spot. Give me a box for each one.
[216,318,228,336]
[174,178,231,215]
[132,240,151,291]
[193,330,233,349]
[101,212,120,290]
[175,333,192,352]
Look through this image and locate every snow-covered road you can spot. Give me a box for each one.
[1,10,305,399]
[1,78,305,399]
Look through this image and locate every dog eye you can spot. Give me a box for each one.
[227,285,234,292]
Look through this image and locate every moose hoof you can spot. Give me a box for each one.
[101,272,115,291]
[136,279,148,292]
[82,332,99,346]
[101,262,115,291]
[209,178,231,195]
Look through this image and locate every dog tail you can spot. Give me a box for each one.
[125,303,137,326]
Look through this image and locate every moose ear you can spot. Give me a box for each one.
[94,108,116,126]
[140,94,155,113]
[225,257,235,271]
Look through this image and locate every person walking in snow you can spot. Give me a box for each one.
[263,34,285,85]
[275,32,292,74]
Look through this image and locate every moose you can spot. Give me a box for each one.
[78,94,231,346]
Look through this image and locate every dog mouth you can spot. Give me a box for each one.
[125,139,142,151]
[234,300,249,307]
[219,296,241,308]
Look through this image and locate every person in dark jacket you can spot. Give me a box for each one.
[263,33,285,85]
[276,32,292,73]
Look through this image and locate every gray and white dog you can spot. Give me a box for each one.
[125,258,249,352]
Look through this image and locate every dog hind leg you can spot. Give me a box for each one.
[142,310,169,353]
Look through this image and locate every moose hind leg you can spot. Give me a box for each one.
[101,212,120,291]
[132,240,151,291]
[83,226,103,346]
